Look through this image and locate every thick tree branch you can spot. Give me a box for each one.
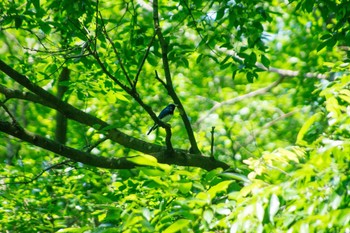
[0,120,229,171]
[0,120,137,169]
[152,0,200,154]
[0,60,229,170]
[0,84,56,109]
[0,59,163,154]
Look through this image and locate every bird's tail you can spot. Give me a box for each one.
[147,124,158,135]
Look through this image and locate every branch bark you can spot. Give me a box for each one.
[152,0,200,154]
[55,67,70,144]
[0,120,229,171]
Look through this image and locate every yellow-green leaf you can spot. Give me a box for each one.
[296,112,323,145]
[163,219,191,233]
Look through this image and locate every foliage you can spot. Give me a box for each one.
[1,0,350,232]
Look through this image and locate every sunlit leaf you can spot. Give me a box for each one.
[163,219,191,233]
[296,112,324,145]
[268,194,280,223]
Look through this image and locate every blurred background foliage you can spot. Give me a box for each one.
[0,0,349,232]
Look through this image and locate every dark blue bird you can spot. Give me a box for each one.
[147,104,176,135]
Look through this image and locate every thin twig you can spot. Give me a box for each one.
[154,70,167,88]
[3,160,73,185]
[181,0,219,57]
[99,11,133,88]
[0,101,18,124]
[94,0,99,52]
[195,77,284,127]
[134,32,157,90]
[235,110,298,152]
[85,137,108,153]
[210,126,215,159]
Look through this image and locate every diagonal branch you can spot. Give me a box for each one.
[4,160,73,185]
[195,76,284,127]
[98,11,134,88]
[0,120,137,169]
[0,59,162,154]
[234,110,298,151]
[152,0,200,154]
[134,32,157,89]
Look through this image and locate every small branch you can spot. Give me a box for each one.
[195,77,284,127]
[4,160,73,185]
[154,70,167,88]
[99,11,133,88]
[94,0,99,51]
[85,137,108,153]
[210,126,215,159]
[181,0,219,56]
[0,101,18,124]
[255,62,328,79]
[235,110,298,151]
[134,32,157,89]
[89,46,131,92]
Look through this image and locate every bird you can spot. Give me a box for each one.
[147,104,176,135]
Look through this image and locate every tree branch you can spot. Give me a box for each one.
[195,76,284,127]
[152,0,200,154]
[255,63,328,79]
[98,11,134,88]
[0,120,229,171]
[55,67,70,144]
[0,59,163,154]
[0,60,229,170]
[4,160,73,185]
[0,120,137,169]
[134,32,157,89]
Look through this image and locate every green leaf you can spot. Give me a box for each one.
[261,54,270,68]
[178,182,192,194]
[255,201,265,222]
[15,15,23,28]
[317,40,328,52]
[163,219,191,233]
[207,180,233,199]
[127,155,158,166]
[56,227,90,233]
[216,7,225,20]
[203,209,214,224]
[219,172,251,183]
[296,112,323,145]
[268,194,280,223]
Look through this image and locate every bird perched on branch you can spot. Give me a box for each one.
[147,104,176,135]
